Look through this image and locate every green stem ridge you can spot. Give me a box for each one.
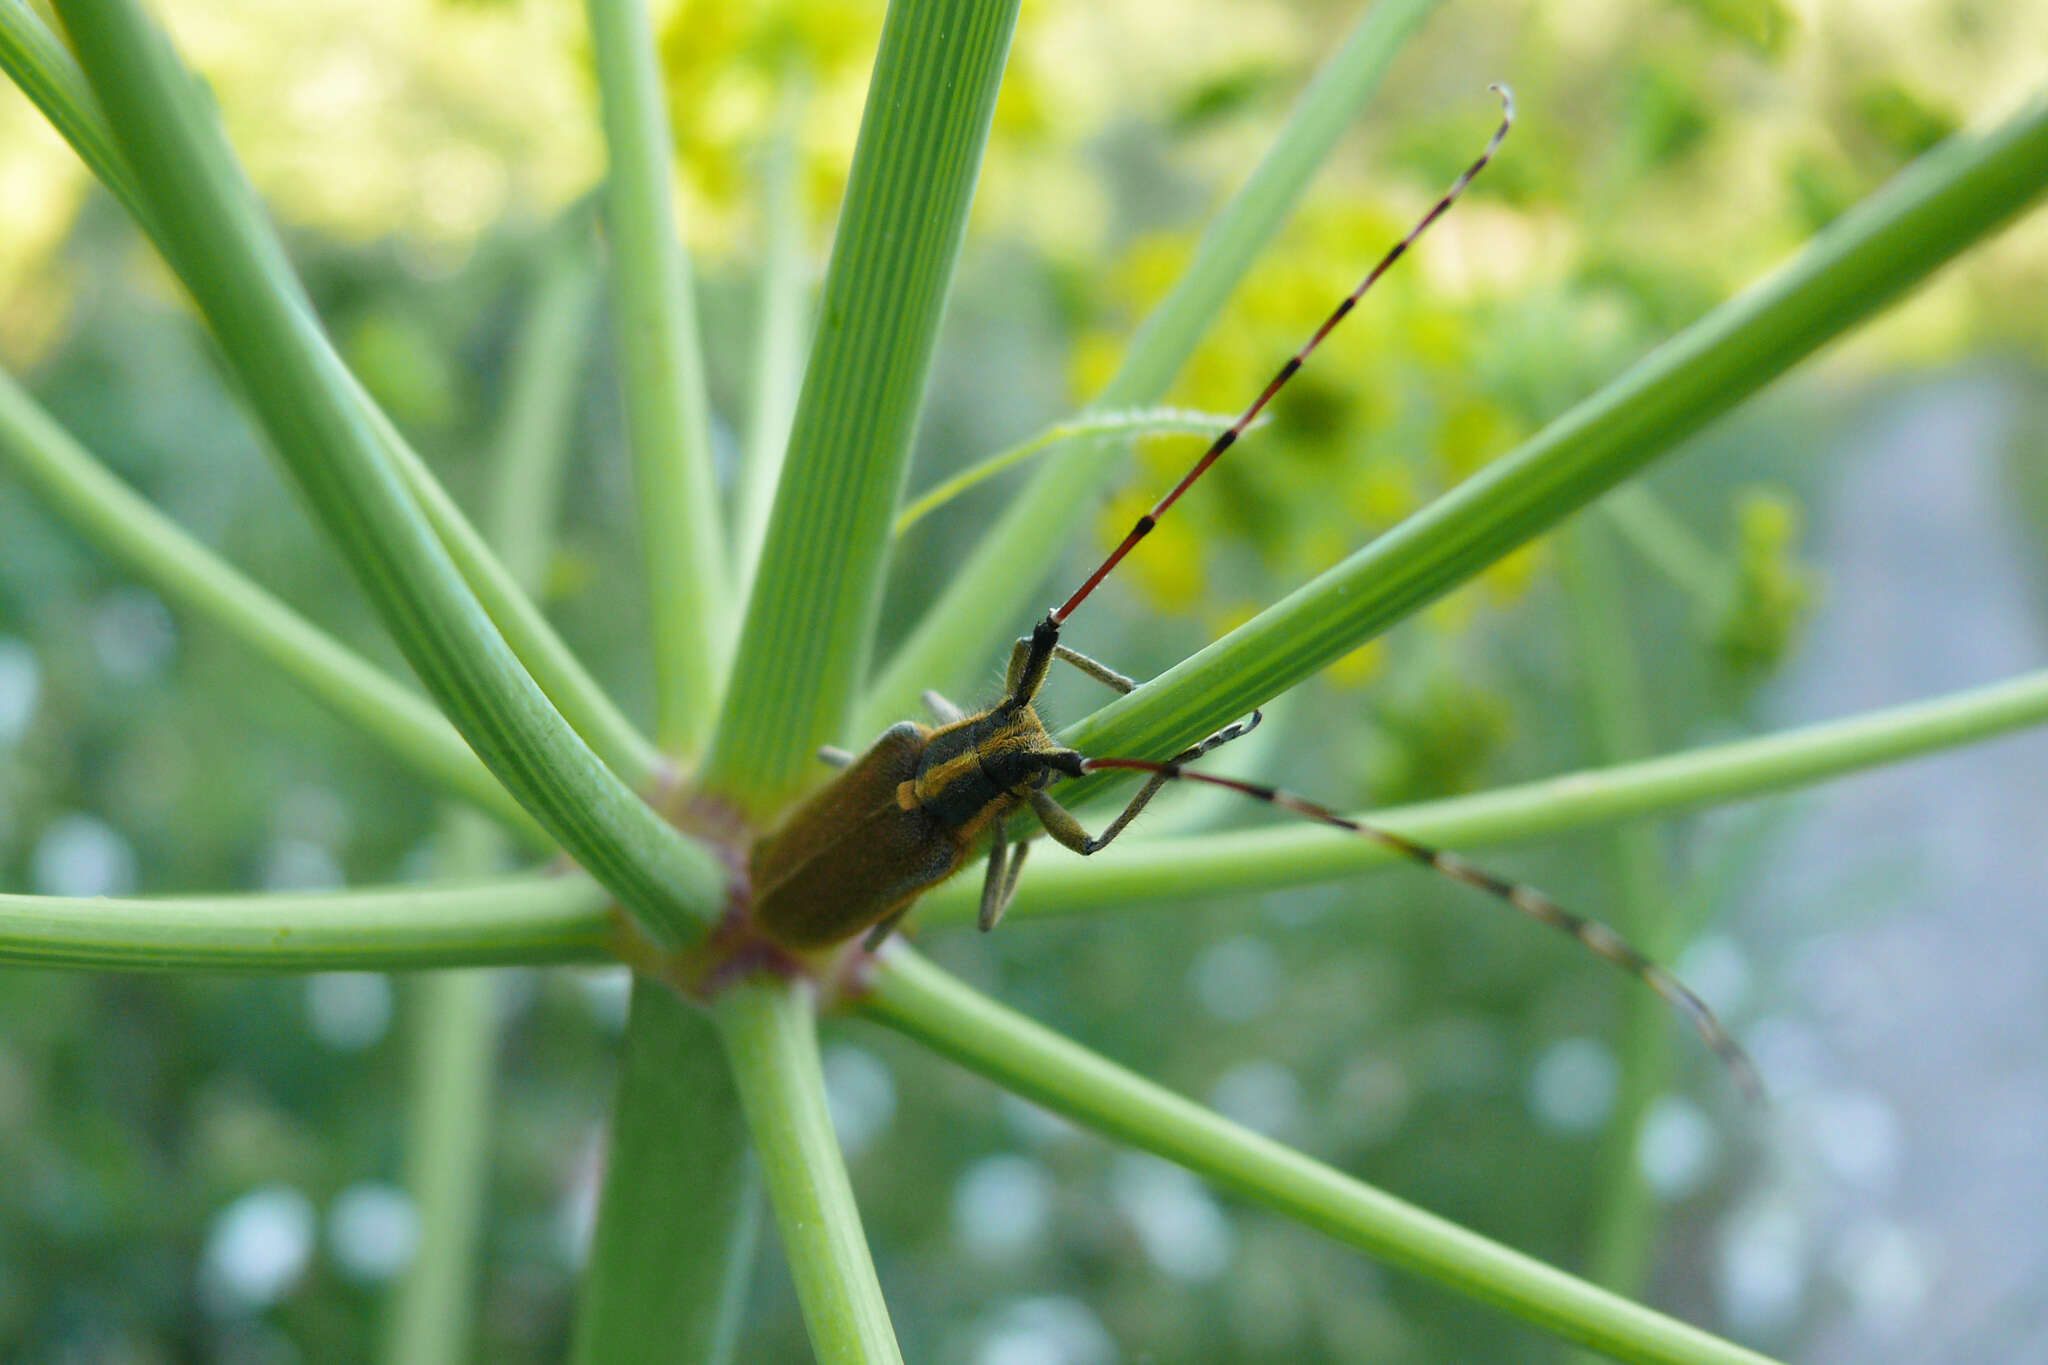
[717,980,903,1365]
[54,0,723,942]
[858,0,1441,736]
[0,364,536,836]
[586,0,732,753]
[917,664,2048,921]
[0,874,614,973]
[866,948,1781,1365]
[1044,94,2048,811]
[574,982,762,1365]
[701,0,1023,816]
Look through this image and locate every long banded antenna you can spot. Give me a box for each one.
[1083,754,1762,1099]
[1053,85,1514,626]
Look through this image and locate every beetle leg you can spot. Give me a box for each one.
[862,901,915,952]
[1034,711,1264,855]
[977,819,1010,931]
[979,828,1033,932]
[1050,643,1138,694]
[993,838,1029,924]
[1051,644,1262,762]
[818,745,854,768]
[1030,789,1097,854]
[922,689,967,725]
[1187,707,1264,757]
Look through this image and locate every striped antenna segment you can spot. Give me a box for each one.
[1083,754,1763,1100]
[1054,85,1516,625]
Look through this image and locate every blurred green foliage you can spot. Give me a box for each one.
[1,0,2044,1359]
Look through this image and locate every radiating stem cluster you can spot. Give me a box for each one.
[2,1,2045,1362]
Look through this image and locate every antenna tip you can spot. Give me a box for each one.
[1489,83,1515,120]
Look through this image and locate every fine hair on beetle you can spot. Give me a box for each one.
[746,86,1762,1100]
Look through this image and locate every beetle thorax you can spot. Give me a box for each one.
[904,701,1071,838]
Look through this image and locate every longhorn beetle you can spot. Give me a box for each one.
[748,87,1761,1096]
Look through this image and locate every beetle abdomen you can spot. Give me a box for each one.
[751,722,966,949]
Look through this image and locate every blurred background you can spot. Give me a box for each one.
[1,0,2046,1360]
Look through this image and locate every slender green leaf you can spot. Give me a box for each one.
[717,980,902,1365]
[0,875,614,972]
[918,665,2048,921]
[858,0,1441,736]
[892,408,1263,538]
[54,0,723,941]
[0,364,537,837]
[574,982,761,1365]
[0,1,658,792]
[867,947,1780,1365]
[1045,94,2048,812]
[587,0,731,752]
[701,0,1022,817]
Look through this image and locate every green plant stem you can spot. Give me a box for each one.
[1559,522,1672,1307]
[1602,484,1730,611]
[701,0,1022,817]
[0,1,659,792]
[380,235,661,788]
[387,814,505,1365]
[391,245,604,1365]
[917,664,2048,922]
[483,242,601,599]
[0,874,613,972]
[573,982,761,1365]
[586,0,731,753]
[391,968,496,1361]
[858,0,1440,735]
[0,0,147,224]
[0,363,537,837]
[55,0,723,942]
[891,407,1263,538]
[717,979,903,1365]
[377,405,665,790]
[735,83,811,605]
[1045,94,2048,812]
[865,947,1779,1365]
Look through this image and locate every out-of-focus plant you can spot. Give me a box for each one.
[1,0,2047,1362]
